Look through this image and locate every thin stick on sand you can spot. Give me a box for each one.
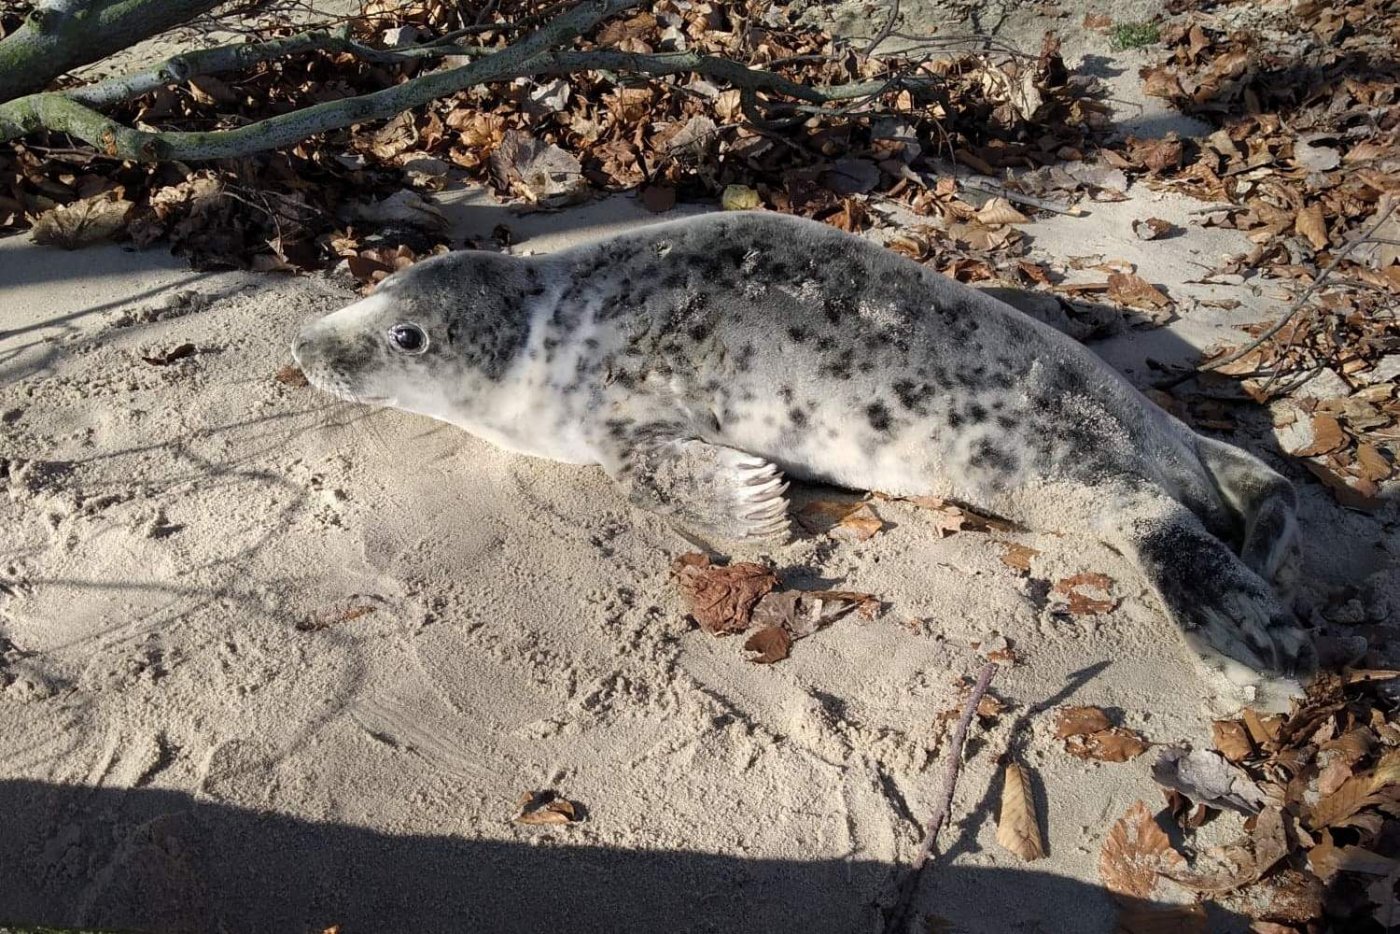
[883,660,1000,932]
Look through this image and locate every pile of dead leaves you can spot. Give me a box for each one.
[670,552,878,664]
[1125,0,1399,508]
[2,0,1110,287]
[1099,674,1400,932]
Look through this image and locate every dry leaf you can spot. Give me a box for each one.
[275,364,310,387]
[1294,203,1329,250]
[743,626,792,664]
[1291,415,1347,457]
[976,196,1030,225]
[1099,800,1184,899]
[1212,720,1254,762]
[672,553,778,635]
[795,500,883,541]
[1052,573,1118,615]
[32,195,132,249]
[998,541,1040,573]
[1066,727,1150,762]
[1055,705,1113,738]
[513,790,580,825]
[1307,748,1400,830]
[297,604,376,632]
[141,343,198,366]
[996,762,1046,860]
[1132,217,1175,240]
[721,184,761,211]
[1107,272,1173,311]
[1152,747,1268,814]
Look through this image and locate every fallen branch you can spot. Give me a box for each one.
[0,0,643,160]
[0,0,952,162]
[882,660,999,933]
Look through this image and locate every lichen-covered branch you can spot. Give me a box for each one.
[0,0,225,104]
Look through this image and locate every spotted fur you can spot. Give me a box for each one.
[293,212,1314,710]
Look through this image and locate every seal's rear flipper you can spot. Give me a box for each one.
[603,438,792,546]
[1101,494,1315,712]
[1196,436,1301,593]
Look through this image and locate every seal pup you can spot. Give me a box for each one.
[292,211,1313,708]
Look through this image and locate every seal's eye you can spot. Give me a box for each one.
[388,323,428,354]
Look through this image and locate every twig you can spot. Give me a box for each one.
[959,177,1086,216]
[863,0,901,57]
[882,660,999,933]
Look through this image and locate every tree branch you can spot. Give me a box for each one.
[0,0,642,160]
[0,0,226,104]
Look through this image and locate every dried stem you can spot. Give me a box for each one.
[882,660,999,933]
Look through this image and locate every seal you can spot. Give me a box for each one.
[292,211,1313,708]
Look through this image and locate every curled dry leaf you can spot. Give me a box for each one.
[1099,800,1184,899]
[743,625,792,664]
[1290,414,1347,457]
[996,762,1046,861]
[671,553,778,635]
[513,790,580,826]
[1055,705,1113,739]
[976,196,1030,225]
[1115,903,1206,934]
[275,364,310,387]
[1152,747,1268,814]
[32,195,133,249]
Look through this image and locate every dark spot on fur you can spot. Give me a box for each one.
[789,408,807,427]
[866,402,892,432]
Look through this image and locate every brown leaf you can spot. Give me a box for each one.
[513,790,580,825]
[743,626,792,664]
[672,553,778,635]
[1066,728,1150,762]
[1295,203,1329,250]
[298,604,376,632]
[1292,414,1346,457]
[1132,217,1175,240]
[1308,748,1400,830]
[1107,272,1173,311]
[1083,13,1112,29]
[141,343,198,366]
[1052,573,1119,615]
[32,195,132,249]
[998,541,1040,573]
[796,500,884,541]
[996,762,1046,860]
[976,197,1030,225]
[1212,720,1255,762]
[1099,800,1184,899]
[1055,705,1113,739]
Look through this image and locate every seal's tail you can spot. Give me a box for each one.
[1196,435,1301,594]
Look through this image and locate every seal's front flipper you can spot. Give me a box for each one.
[1196,435,1301,594]
[603,438,792,546]
[1102,495,1315,712]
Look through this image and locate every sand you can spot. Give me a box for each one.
[3,5,1398,934]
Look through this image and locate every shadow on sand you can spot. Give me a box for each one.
[0,779,1250,934]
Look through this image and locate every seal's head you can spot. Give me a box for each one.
[292,250,540,420]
